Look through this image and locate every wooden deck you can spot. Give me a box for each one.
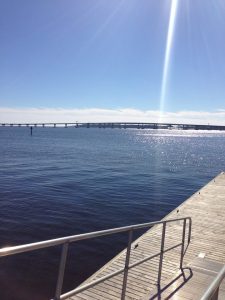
[70,172,225,300]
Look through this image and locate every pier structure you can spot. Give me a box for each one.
[0,173,225,299]
[0,122,225,131]
[69,172,225,300]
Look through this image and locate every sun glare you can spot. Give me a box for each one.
[159,0,179,122]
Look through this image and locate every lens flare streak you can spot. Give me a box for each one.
[160,0,179,120]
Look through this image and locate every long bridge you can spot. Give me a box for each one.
[1,122,225,130]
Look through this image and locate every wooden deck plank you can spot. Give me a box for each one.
[69,172,225,299]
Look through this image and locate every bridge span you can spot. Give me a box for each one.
[0,122,225,130]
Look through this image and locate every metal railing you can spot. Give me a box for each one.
[0,217,191,300]
[200,264,225,300]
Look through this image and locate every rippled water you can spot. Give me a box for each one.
[0,127,225,299]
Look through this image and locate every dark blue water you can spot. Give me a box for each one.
[0,127,225,299]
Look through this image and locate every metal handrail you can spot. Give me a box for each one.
[200,264,225,300]
[0,217,192,300]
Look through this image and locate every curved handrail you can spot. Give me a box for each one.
[0,216,192,300]
[200,264,225,300]
[0,217,191,257]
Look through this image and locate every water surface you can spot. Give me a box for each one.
[0,127,225,299]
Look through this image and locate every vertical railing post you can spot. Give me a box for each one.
[188,218,192,245]
[211,288,219,300]
[157,222,166,287]
[121,230,133,300]
[54,242,69,300]
[180,219,186,269]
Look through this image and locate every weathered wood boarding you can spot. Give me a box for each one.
[70,172,225,300]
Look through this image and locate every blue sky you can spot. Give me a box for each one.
[0,0,225,122]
